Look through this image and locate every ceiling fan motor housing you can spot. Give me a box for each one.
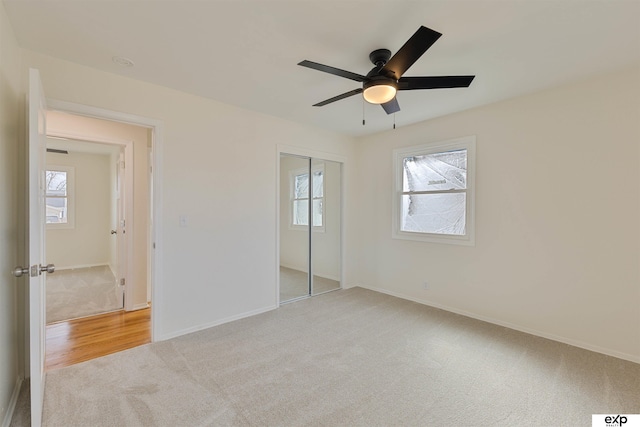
[363,75,397,90]
[369,48,392,67]
[364,49,398,104]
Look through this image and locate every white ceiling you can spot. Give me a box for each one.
[4,0,640,137]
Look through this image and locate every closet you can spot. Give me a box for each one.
[279,153,342,303]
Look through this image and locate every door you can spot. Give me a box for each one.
[28,68,52,427]
[278,153,342,303]
[279,154,310,302]
[311,158,341,295]
[115,149,127,306]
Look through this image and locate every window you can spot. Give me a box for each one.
[46,165,75,228]
[393,136,475,245]
[290,166,324,230]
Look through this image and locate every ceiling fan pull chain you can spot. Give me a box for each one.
[393,113,396,130]
[362,98,366,126]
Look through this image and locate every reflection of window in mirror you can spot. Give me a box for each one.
[46,165,75,229]
[290,164,325,232]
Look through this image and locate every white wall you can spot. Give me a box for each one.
[0,1,22,424]
[355,64,640,362]
[46,111,150,308]
[46,148,111,269]
[21,50,358,340]
[279,156,341,281]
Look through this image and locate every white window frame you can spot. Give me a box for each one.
[289,164,325,232]
[392,136,475,246]
[45,164,75,229]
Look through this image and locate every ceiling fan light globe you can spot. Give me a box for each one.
[363,84,397,104]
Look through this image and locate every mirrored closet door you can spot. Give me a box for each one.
[279,154,342,303]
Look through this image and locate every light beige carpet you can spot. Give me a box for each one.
[31,287,640,426]
[46,265,121,324]
[279,266,340,302]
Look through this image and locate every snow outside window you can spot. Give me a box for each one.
[290,166,324,231]
[46,165,75,229]
[393,136,475,245]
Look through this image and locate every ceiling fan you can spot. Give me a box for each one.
[298,26,475,115]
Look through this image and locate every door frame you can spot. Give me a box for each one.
[45,130,134,311]
[276,144,346,306]
[47,99,163,341]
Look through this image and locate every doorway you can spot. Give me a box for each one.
[23,69,163,424]
[44,138,126,323]
[278,152,343,303]
[42,108,155,368]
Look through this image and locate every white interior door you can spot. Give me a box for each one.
[115,149,126,307]
[27,68,50,427]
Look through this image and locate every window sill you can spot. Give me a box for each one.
[392,230,475,246]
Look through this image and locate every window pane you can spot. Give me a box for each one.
[46,171,67,196]
[403,149,467,192]
[46,197,68,224]
[312,171,323,198]
[401,193,466,235]
[312,198,323,227]
[294,174,308,199]
[293,199,308,226]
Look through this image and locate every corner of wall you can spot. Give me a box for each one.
[1,377,23,427]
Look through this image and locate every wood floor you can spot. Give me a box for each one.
[45,308,151,371]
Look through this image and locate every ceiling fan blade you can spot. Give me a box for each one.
[381,26,442,80]
[298,60,367,83]
[313,88,363,106]
[398,75,475,90]
[381,97,400,114]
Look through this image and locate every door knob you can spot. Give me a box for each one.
[12,266,29,277]
[13,264,55,277]
[111,229,117,235]
[40,264,55,274]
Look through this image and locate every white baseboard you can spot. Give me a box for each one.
[279,263,304,272]
[129,302,150,311]
[2,376,23,427]
[54,262,110,271]
[157,304,278,342]
[357,284,640,365]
